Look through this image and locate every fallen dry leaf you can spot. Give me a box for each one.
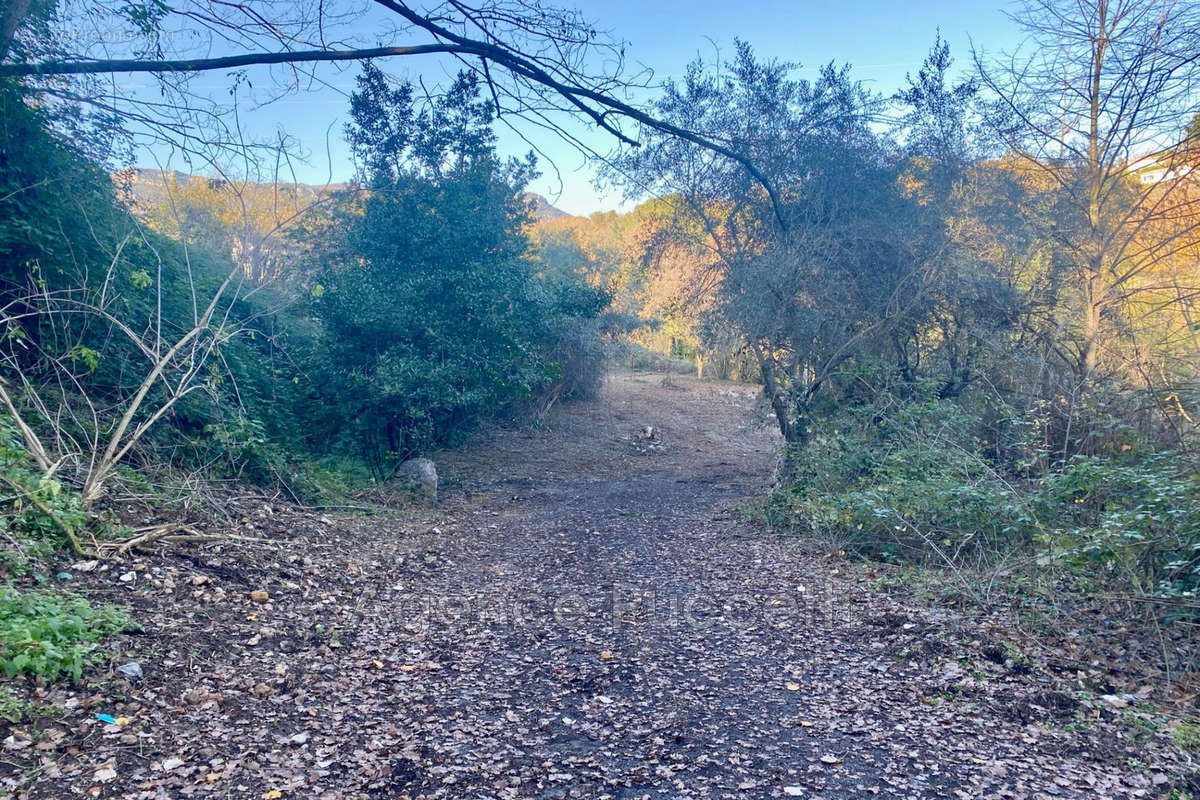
[3,375,1193,800]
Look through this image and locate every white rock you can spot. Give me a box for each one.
[1100,693,1133,709]
[395,457,438,502]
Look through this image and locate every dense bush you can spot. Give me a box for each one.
[0,81,300,498]
[302,66,607,476]
[0,414,131,684]
[768,398,1039,566]
[0,414,87,565]
[769,395,1200,602]
[0,67,607,495]
[1037,454,1200,600]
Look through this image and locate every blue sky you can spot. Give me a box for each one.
[139,0,1027,215]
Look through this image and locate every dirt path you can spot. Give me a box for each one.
[6,373,1189,798]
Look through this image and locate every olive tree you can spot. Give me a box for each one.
[612,43,937,443]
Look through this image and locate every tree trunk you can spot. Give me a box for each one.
[751,341,797,442]
[1079,264,1102,378]
[1078,0,1108,381]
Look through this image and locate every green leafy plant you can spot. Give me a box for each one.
[0,414,91,564]
[767,395,1200,610]
[1036,454,1200,600]
[304,64,605,478]
[0,586,130,682]
[1172,722,1200,753]
[767,399,1040,569]
[0,684,34,722]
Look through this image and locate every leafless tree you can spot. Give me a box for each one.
[0,219,258,512]
[977,0,1200,381]
[134,159,351,284]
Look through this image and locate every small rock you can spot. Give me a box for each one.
[252,682,273,698]
[161,757,184,771]
[118,571,136,583]
[249,590,269,604]
[116,662,143,680]
[288,732,309,745]
[1100,694,1131,709]
[395,457,438,503]
[784,788,805,797]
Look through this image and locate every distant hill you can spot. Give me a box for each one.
[116,168,189,212]
[120,169,572,222]
[523,193,572,221]
[117,168,344,214]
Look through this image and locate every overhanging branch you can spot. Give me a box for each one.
[0,43,461,76]
[0,2,789,229]
[371,0,789,229]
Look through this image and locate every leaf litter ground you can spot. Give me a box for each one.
[3,372,1196,798]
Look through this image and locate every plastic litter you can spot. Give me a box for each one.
[116,662,143,680]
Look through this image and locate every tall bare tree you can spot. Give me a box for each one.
[978,0,1200,381]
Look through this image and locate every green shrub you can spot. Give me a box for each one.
[0,414,88,566]
[0,585,130,682]
[1036,454,1200,599]
[0,684,35,722]
[769,399,1038,566]
[1173,722,1200,753]
[302,66,608,478]
[769,396,1200,605]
